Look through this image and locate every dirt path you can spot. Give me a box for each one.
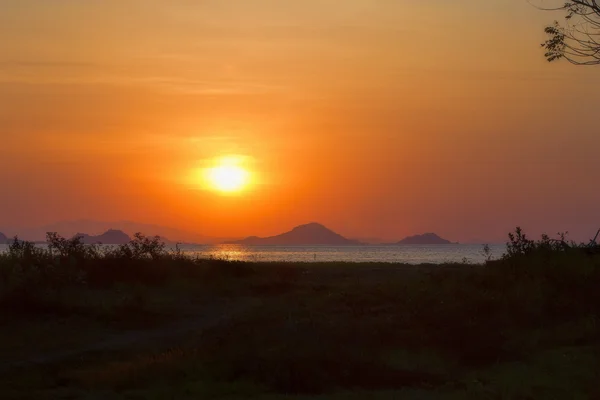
[0,297,260,373]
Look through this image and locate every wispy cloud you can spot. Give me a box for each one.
[0,61,97,68]
[141,77,285,95]
[0,64,286,96]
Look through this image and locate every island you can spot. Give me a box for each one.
[391,233,455,245]
[74,229,131,245]
[225,223,363,246]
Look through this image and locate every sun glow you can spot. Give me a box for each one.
[204,156,251,193]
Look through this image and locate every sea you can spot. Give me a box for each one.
[0,243,507,264]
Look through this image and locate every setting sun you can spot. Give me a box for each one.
[205,157,251,193]
[208,165,248,192]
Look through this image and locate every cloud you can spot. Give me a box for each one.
[0,65,285,96]
[0,61,97,68]
[141,77,285,96]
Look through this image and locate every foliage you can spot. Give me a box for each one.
[504,226,597,259]
[1,233,180,315]
[109,233,167,260]
[46,232,101,260]
[537,1,600,65]
[7,237,44,260]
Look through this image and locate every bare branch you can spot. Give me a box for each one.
[536,0,600,65]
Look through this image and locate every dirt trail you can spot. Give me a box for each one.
[0,298,260,373]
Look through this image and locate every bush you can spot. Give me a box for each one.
[108,233,167,260]
[0,233,181,314]
[505,226,592,259]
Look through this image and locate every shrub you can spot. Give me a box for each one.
[47,232,101,260]
[0,233,175,313]
[110,233,167,260]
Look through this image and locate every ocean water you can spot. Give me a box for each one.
[176,244,506,264]
[0,243,506,264]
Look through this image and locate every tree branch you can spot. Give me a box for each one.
[537,0,600,65]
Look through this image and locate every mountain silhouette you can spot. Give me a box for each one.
[74,229,131,245]
[13,220,237,244]
[226,223,363,246]
[393,233,455,245]
[0,232,7,244]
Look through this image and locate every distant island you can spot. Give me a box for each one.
[1,226,457,247]
[74,229,131,245]
[5,220,237,245]
[0,229,194,246]
[226,223,363,246]
[391,233,456,245]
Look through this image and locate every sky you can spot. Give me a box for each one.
[1,0,600,243]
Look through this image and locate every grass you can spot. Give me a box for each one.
[1,229,600,399]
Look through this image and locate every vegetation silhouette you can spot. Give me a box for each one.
[1,228,600,397]
[537,0,600,65]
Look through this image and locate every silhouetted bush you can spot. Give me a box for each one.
[0,233,185,313]
[47,232,102,260]
[504,226,594,259]
[108,233,167,260]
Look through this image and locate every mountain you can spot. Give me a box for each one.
[393,233,455,245]
[75,229,131,245]
[0,232,8,244]
[226,223,363,246]
[10,220,236,244]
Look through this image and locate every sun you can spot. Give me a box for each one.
[208,165,248,192]
[204,156,251,193]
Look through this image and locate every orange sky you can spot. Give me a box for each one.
[1,0,600,243]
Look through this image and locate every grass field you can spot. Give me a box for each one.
[1,231,600,399]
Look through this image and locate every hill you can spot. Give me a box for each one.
[393,233,455,245]
[10,220,237,244]
[226,223,363,246]
[75,229,131,245]
[0,232,7,244]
